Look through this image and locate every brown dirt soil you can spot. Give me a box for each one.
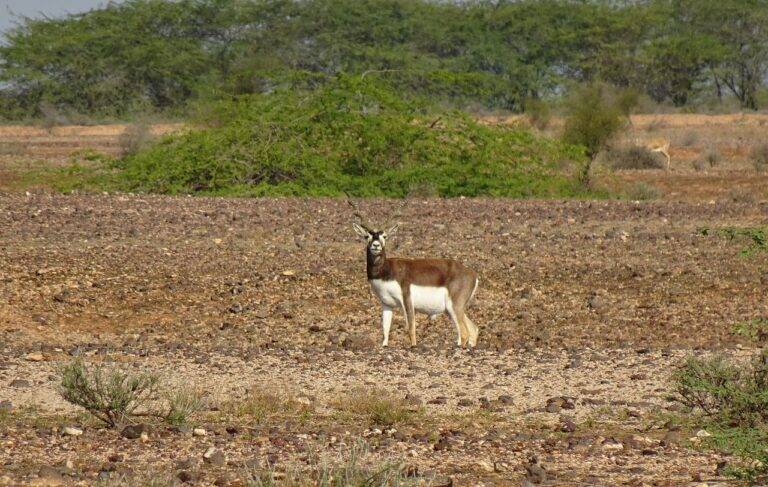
[0,193,766,485]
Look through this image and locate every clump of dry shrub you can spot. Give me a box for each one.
[607,145,664,170]
[333,388,418,426]
[59,359,204,428]
[751,144,768,173]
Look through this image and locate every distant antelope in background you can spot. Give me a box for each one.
[352,222,480,348]
[637,137,671,170]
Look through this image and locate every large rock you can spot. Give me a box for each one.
[203,447,226,466]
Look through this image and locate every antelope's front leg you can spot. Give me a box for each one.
[403,295,417,347]
[381,307,393,347]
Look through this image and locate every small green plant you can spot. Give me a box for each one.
[59,359,160,427]
[699,226,768,256]
[243,439,423,486]
[751,144,768,173]
[734,318,768,342]
[673,352,768,481]
[164,388,204,427]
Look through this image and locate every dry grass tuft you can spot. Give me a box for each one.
[223,386,312,424]
[333,388,417,426]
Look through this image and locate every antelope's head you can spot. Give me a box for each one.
[352,222,399,257]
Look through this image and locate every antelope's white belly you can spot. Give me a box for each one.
[369,279,450,315]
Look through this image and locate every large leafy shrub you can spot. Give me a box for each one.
[115,76,587,197]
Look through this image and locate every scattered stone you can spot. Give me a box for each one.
[432,475,453,487]
[477,460,494,473]
[227,303,243,314]
[404,393,423,406]
[524,456,547,484]
[545,396,573,413]
[630,373,647,380]
[587,294,607,311]
[38,466,63,483]
[107,454,124,463]
[545,401,561,413]
[203,447,226,466]
[171,424,192,435]
[9,379,30,388]
[559,416,576,433]
[428,396,447,405]
[0,401,13,412]
[177,470,197,483]
[602,437,623,451]
[498,395,514,405]
[63,426,83,436]
[214,474,235,486]
[661,430,681,446]
[25,352,44,362]
[695,429,712,438]
[308,325,322,333]
[433,437,452,452]
[121,424,148,440]
[193,428,207,437]
[457,399,473,407]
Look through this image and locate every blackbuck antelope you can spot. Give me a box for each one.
[352,222,480,348]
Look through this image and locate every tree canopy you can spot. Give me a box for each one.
[1,0,767,118]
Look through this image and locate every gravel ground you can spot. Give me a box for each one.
[1,193,766,485]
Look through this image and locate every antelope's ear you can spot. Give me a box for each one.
[385,223,399,237]
[352,222,371,239]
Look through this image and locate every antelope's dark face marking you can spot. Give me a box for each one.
[367,230,386,255]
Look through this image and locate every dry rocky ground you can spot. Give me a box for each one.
[0,118,766,486]
[0,194,766,486]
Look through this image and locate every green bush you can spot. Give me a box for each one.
[699,225,768,256]
[114,76,588,197]
[562,83,634,160]
[562,83,636,185]
[60,359,160,427]
[673,352,768,481]
[60,359,205,428]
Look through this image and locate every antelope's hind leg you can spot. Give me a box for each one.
[446,303,468,347]
[462,312,479,347]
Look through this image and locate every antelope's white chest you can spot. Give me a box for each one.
[369,279,450,315]
[369,279,403,309]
